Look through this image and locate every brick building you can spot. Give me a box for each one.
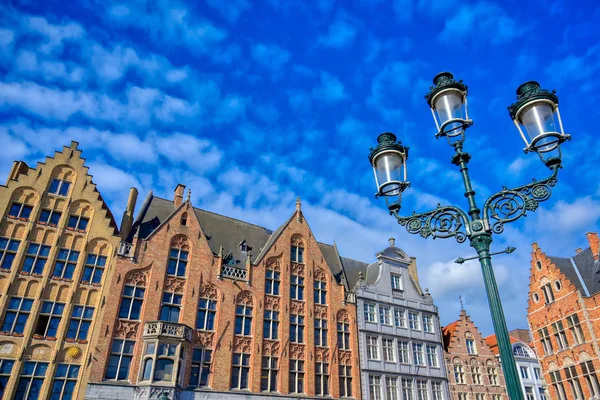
[442,309,507,400]
[85,187,362,399]
[527,232,600,400]
[0,142,121,399]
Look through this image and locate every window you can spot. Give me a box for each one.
[513,344,534,358]
[21,243,51,275]
[167,247,188,277]
[196,298,217,330]
[581,361,600,398]
[34,301,64,338]
[399,341,410,364]
[154,343,176,382]
[314,318,327,347]
[52,248,79,280]
[314,279,327,305]
[8,202,33,220]
[264,310,279,340]
[265,270,280,295]
[475,394,485,400]
[290,314,304,343]
[366,335,379,360]
[423,315,434,333]
[454,364,465,384]
[382,338,395,362]
[337,322,350,350]
[457,394,468,400]
[0,359,15,399]
[119,285,145,320]
[81,253,107,285]
[520,366,530,379]
[142,357,153,381]
[394,308,406,328]
[472,366,482,384]
[417,380,428,400]
[290,275,304,300]
[1,297,33,334]
[291,245,304,263]
[538,327,553,355]
[67,215,89,232]
[235,305,252,336]
[315,362,329,396]
[105,339,135,380]
[289,359,304,394]
[413,343,425,365]
[542,283,555,304]
[190,348,212,388]
[391,273,402,293]
[409,312,420,330]
[565,365,584,400]
[427,345,438,367]
[339,365,352,397]
[552,321,569,350]
[48,178,71,196]
[160,292,182,323]
[50,364,79,400]
[379,305,392,325]
[386,376,399,400]
[466,339,476,354]
[555,280,562,291]
[536,260,542,270]
[38,209,61,227]
[432,381,443,400]
[261,356,278,392]
[539,388,548,400]
[0,237,20,270]
[567,314,585,345]
[368,375,382,400]
[525,387,534,400]
[15,361,48,400]
[487,365,499,385]
[67,305,94,341]
[550,370,568,400]
[534,367,542,380]
[402,378,414,400]
[364,303,376,323]
[180,213,187,226]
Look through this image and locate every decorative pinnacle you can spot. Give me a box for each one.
[186,189,191,202]
[296,196,301,211]
[388,237,396,247]
[459,295,464,311]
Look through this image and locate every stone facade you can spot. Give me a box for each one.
[442,310,507,400]
[0,142,121,399]
[527,233,600,400]
[86,188,361,399]
[348,240,449,400]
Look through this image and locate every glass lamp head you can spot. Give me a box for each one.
[368,133,409,200]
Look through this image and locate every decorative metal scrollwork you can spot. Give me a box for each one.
[484,168,558,234]
[393,205,469,243]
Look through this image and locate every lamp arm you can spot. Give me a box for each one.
[390,204,470,244]
[483,164,560,234]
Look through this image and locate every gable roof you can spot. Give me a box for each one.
[341,256,370,289]
[484,334,520,356]
[546,247,600,297]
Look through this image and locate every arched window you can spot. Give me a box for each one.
[265,258,280,296]
[142,358,153,381]
[290,235,304,263]
[234,292,253,336]
[513,343,535,358]
[168,236,189,277]
[154,358,174,382]
[180,213,187,226]
[314,269,327,305]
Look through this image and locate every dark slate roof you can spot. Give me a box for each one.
[340,257,370,289]
[549,247,600,297]
[318,243,346,286]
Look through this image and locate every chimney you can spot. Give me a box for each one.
[576,248,582,255]
[174,184,186,208]
[120,187,138,240]
[586,232,599,261]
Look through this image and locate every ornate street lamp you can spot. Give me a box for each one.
[369,72,569,400]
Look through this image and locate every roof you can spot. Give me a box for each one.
[484,334,519,356]
[442,320,460,350]
[547,247,600,296]
[340,256,370,289]
[131,193,366,281]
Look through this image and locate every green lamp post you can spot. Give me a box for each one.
[369,72,570,400]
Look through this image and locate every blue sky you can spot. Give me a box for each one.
[1,0,600,336]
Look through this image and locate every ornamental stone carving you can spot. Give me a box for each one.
[315,305,328,319]
[170,234,189,250]
[263,340,280,356]
[125,270,148,287]
[233,336,252,353]
[114,320,140,339]
[199,284,217,299]
[314,268,326,281]
[291,300,305,315]
[315,347,330,362]
[336,310,350,323]
[338,350,352,365]
[195,331,215,348]
[291,234,304,247]
[291,262,305,276]
[266,257,281,272]
[289,344,305,359]
[165,276,185,294]
[236,290,253,306]
[264,295,280,311]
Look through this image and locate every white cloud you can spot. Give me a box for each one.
[312,71,346,103]
[25,15,84,54]
[251,43,291,71]
[154,133,222,172]
[206,0,251,23]
[318,18,358,49]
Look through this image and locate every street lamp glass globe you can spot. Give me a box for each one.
[374,150,405,196]
[519,102,559,152]
[433,90,466,135]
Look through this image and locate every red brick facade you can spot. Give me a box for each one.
[527,233,600,400]
[442,310,507,400]
[89,190,361,398]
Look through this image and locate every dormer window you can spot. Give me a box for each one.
[239,241,249,254]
